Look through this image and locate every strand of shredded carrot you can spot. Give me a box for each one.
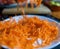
[0,16,58,49]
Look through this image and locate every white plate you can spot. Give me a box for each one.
[2,15,60,49]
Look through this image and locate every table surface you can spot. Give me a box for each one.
[52,11,60,19]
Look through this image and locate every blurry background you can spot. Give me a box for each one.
[0,0,60,20]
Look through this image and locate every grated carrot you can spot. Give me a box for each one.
[0,16,58,49]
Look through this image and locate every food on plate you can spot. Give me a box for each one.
[0,16,58,49]
[17,0,42,7]
[0,0,42,7]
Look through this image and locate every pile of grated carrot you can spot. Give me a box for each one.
[17,0,42,7]
[0,16,58,49]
